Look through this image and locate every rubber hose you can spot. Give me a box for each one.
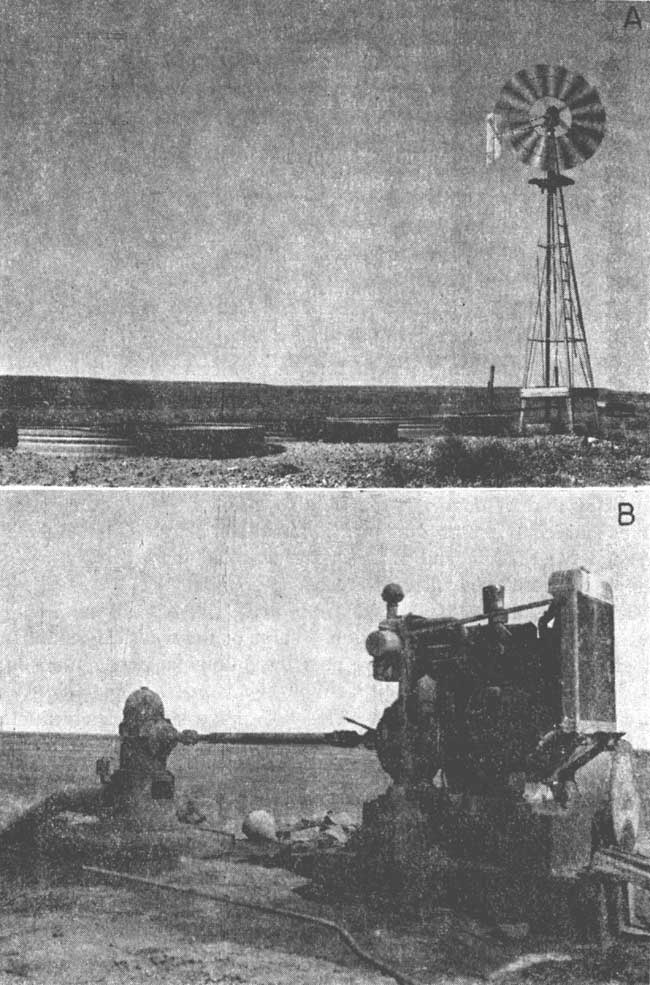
[82,864,424,985]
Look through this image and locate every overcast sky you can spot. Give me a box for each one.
[1,0,648,388]
[0,488,648,746]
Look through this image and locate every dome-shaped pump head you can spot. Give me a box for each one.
[121,687,165,732]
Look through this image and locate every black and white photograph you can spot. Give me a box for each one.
[0,0,648,486]
[0,488,649,983]
[2,1,650,983]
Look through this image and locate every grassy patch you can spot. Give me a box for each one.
[371,436,650,487]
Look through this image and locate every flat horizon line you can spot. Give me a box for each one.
[0,374,646,395]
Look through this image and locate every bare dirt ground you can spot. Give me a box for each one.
[0,434,648,487]
[2,851,650,985]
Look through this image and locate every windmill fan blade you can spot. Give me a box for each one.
[527,131,553,170]
[569,87,604,114]
[533,63,557,99]
[495,79,534,115]
[494,68,545,118]
[555,134,582,170]
[553,66,575,103]
[493,64,606,169]
[541,64,571,101]
[571,120,606,144]
[571,104,606,127]
[564,126,601,164]
[561,73,592,109]
[512,67,544,104]
[506,114,539,135]
[517,131,545,166]
[508,123,537,145]
[506,114,536,128]
[510,130,543,164]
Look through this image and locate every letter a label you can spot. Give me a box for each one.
[624,6,642,29]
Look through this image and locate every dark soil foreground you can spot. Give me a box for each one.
[0,434,648,487]
[2,852,650,985]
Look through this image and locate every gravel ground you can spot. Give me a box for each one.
[0,435,648,487]
[3,855,650,985]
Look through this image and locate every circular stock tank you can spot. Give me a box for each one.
[133,423,266,459]
[17,424,266,460]
[323,418,399,443]
[17,427,137,459]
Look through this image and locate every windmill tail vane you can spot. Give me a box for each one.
[492,64,605,433]
[485,112,504,165]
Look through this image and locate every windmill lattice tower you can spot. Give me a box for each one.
[494,65,605,434]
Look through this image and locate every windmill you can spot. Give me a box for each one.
[493,65,605,433]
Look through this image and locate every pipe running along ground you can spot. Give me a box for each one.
[82,864,423,985]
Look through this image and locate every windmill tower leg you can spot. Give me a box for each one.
[544,172,553,392]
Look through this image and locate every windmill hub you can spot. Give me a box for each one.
[530,98,571,137]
